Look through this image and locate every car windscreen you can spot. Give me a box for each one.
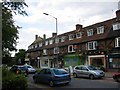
[88,66,97,70]
[19,66,27,70]
[53,69,68,75]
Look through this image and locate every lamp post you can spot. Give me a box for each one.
[43,13,58,68]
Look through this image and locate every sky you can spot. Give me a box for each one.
[11,0,120,56]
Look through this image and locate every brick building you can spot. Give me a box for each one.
[26,10,120,71]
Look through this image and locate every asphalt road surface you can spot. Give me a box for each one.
[27,74,120,89]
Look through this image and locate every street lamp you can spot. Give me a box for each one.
[43,13,58,68]
[43,13,58,35]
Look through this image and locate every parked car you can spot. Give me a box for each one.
[10,65,28,76]
[33,68,71,87]
[113,72,120,82]
[24,65,36,74]
[73,65,105,79]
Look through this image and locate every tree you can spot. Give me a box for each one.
[15,49,26,65]
[2,0,28,57]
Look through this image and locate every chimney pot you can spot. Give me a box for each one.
[35,35,38,40]
[52,33,57,37]
[76,24,82,30]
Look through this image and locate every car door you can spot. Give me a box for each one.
[42,69,52,83]
[81,66,89,77]
[74,66,82,77]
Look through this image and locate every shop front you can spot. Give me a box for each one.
[108,54,120,72]
[63,54,84,67]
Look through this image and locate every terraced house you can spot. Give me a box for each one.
[26,9,120,72]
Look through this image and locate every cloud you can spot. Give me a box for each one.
[12,0,119,55]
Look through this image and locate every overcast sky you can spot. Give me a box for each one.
[11,0,120,56]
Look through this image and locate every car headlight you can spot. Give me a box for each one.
[95,72,100,75]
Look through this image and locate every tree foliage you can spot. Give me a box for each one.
[2,0,28,57]
[15,49,26,65]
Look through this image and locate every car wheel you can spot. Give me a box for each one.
[49,81,54,87]
[89,74,94,80]
[73,73,78,78]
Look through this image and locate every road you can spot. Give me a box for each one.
[27,74,120,89]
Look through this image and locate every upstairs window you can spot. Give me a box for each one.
[76,32,82,38]
[39,43,42,47]
[115,37,120,47]
[55,38,59,43]
[88,41,97,50]
[54,47,59,54]
[49,39,53,44]
[35,44,37,48]
[97,26,104,34]
[45,41,48,45]
[69,34,74,40]
[113,23,120,30]
[43,49,47,55]
[68,45,75,52]
[61,36,65,42]
[87,29,93,36]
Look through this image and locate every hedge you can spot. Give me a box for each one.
[2,67,28,90]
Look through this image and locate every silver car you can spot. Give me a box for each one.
[73,65,105,79]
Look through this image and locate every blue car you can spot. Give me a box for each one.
[33,68,71,87]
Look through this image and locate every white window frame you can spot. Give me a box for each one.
[88,41,97,50]
[35,44,37,48]
[49,39,53,44]
[61,36,65,42]
[113,23,120,31]
[45,41,49,46]
[69,34,74,40]
[87,29,93,36]
[39,43,42,47]
[55,38,59,43]
[43,49,47,55]
[76,32,82,38]
[54,47,59,54]
[68,45,75,52]
[97,26,104,34]
[115,37,120,47]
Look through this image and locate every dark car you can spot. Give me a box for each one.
[10,65,28,76]
[113,72,120,82]
[33,68,71,87]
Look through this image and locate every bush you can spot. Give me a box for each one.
[2,67,27,90]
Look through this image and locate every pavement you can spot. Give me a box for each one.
[105,72,114,78]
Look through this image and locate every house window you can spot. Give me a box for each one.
[97,26,104,34]
[87,29,93,36]
[35,44,37,48]
[113,23,120,30]
[39,43,42,47]
[61,36,65,42]
[49,39,53,44]
[115,37,120,47]
[43,49,47,55]
[88,41,97,50]
[69,34,74,40]
[45,41,48,45]
[76,32,82,38]
[55,38,59,43]
[68,45,75,52]
[54,47,59,54]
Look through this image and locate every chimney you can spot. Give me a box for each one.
[43,34,46,39]
[35,35,38,40]
[76,24,83,30]
[116,10,120,20]
[52,33,57,37]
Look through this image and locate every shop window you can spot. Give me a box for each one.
[109,58,120,69]
[91,58,103,68]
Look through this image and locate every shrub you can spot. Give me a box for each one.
[2,67,27,90]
